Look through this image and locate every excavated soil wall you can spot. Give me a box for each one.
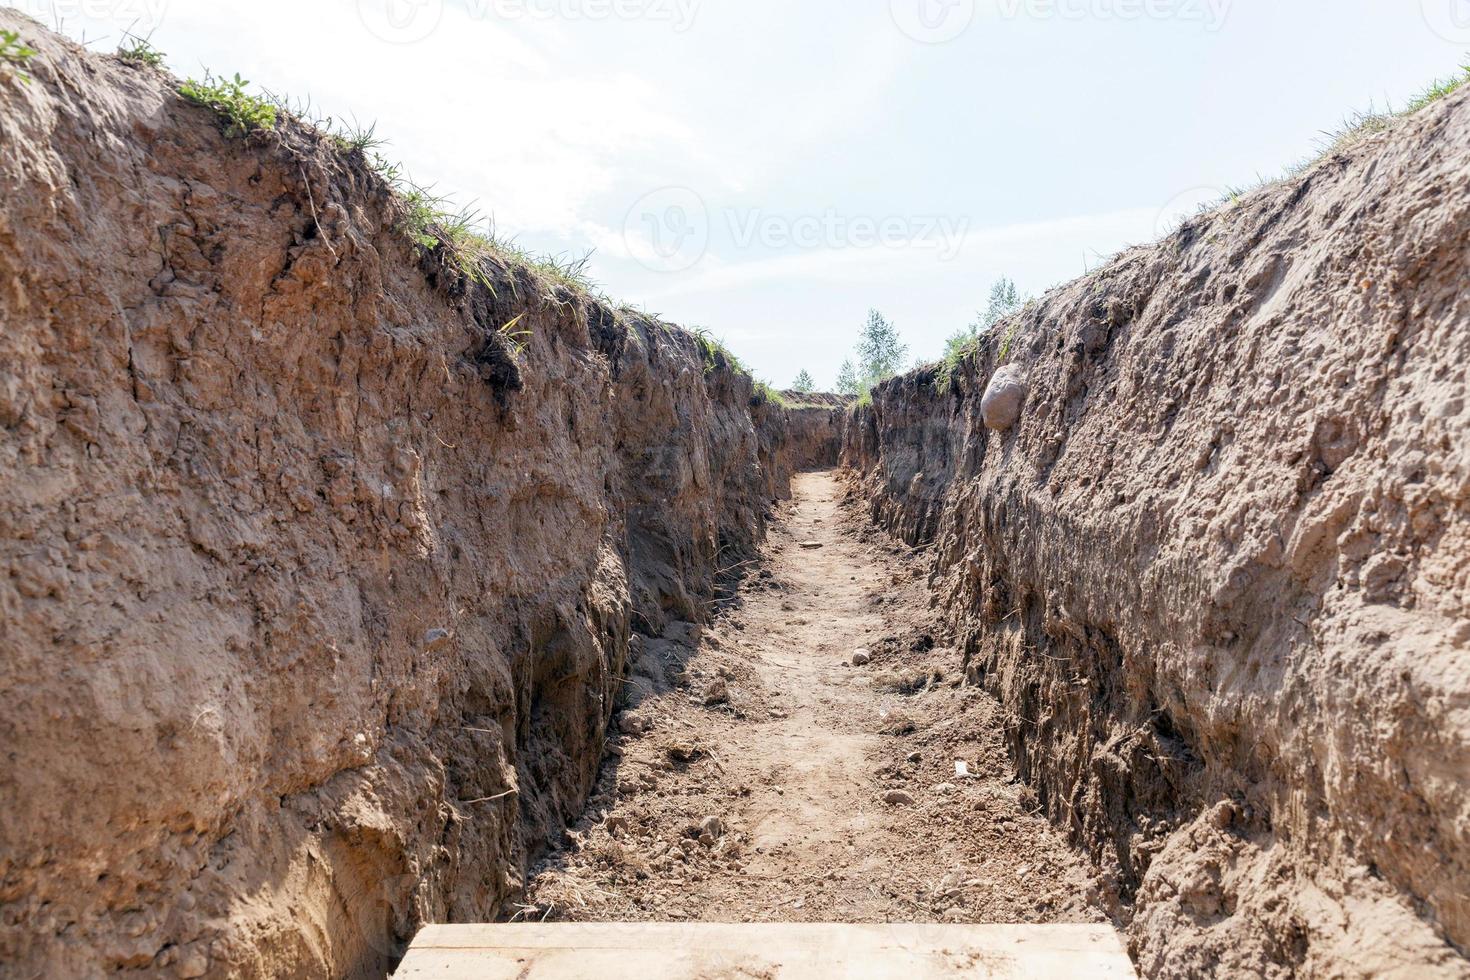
[845,85,1470,977]
[779,393,851,470]
[0,17,797,978]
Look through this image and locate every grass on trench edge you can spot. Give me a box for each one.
[140,50,1470,403]
[117,32,165,68]
[1200,62,1470,220]
[168,64,770,387]
[927,61,1470,399]
[174,68,604,311]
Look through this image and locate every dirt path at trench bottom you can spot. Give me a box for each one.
[523,471,1109,930]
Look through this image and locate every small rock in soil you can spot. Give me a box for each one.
[698,815,724,845]
[882,790,916,806]
[703,678,729,706]
[799,541,823,549]
[981,363,1029,431]
[852,649,871,666]
[175,950,210,979]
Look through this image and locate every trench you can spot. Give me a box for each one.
[6,18,1466,976]
[519,471,1108,927]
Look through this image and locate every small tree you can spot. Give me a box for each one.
[942,276,1024,363]
[791,370,816,393]
[980,277,1021,331]
[835,359,859,396]
[854,309,907,394]
[941,330,971,364]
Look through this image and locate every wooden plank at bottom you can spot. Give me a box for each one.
[393,923,1136,979]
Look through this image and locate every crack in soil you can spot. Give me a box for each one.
[524,471,1111,928]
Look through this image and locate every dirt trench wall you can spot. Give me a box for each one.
[779,393,851,470]
[844,87,1470,977]
[0,17,791,978]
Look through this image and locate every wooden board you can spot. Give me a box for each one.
[394,922,1136,979]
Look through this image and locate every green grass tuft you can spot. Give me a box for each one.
[498,313,533,356]
[117,33,165,68]
[1162,62,1470,239]
[261,89,386,156]
[180,71,277,138]
[690,328,749,377]
[997,318,1025,363]
[1252,64,1470,196]
[1291,64,1469,173]
[752,381,787,408]
[935,333,980,394]
[1,28,38,84]
[187,66,615,310]
[1403,63,1470,114]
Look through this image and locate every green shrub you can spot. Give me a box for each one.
[1,29,38,84]
[117,34,165,68]
[180,72,277,138]
[1403,63,1470,115]
[691,328,748,377]
[753,381,787,408]
[499,313,532,357]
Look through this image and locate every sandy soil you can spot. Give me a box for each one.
[523,471,1108,927]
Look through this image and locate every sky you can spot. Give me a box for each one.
[21,0,1470,389]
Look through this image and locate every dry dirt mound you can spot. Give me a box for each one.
[845,82,1470,977]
